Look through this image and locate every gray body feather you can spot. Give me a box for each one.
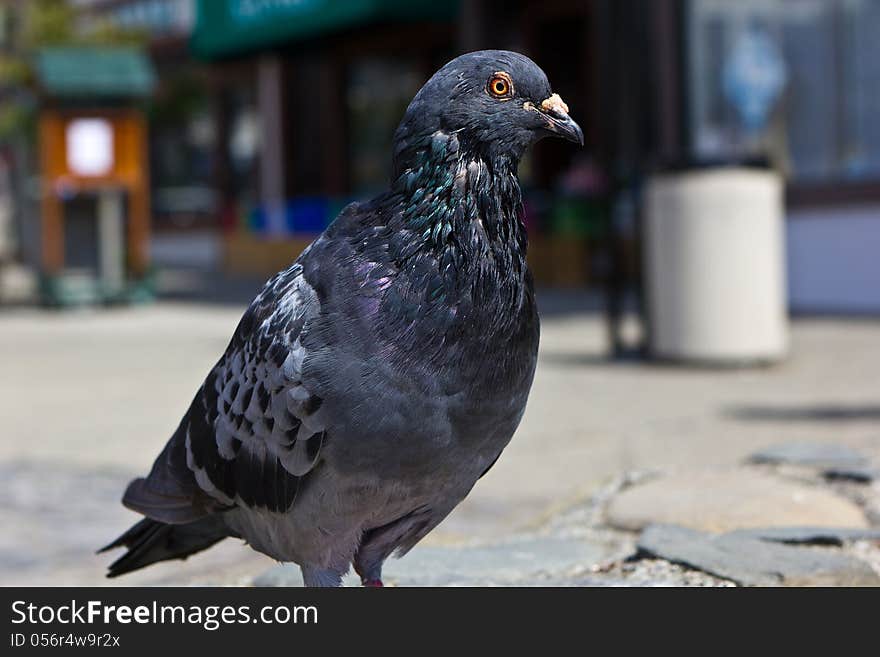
[104,50,584,585]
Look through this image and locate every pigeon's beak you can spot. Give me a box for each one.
[535,93,584,146]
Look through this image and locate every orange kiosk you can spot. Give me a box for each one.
[34,47,155,304]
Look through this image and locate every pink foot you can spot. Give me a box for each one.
[362,579,384,587]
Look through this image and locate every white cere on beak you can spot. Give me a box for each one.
[540,93,569,115]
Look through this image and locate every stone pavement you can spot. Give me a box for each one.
[1,295,879,586]
[257,459,880,587]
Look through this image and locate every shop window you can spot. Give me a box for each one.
[346,57,423,196]
[227,85,261,212]
[150,73,219,228]
[689,0,880,184]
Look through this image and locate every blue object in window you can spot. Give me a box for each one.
[722,24,787,133]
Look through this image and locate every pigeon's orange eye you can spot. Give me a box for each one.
[488,73,512,98]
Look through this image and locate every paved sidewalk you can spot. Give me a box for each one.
[1,297,878,585]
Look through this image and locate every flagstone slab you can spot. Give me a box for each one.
[637,524,880,587]
[605,469,868,533]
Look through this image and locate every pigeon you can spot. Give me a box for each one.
[101,50,582,587]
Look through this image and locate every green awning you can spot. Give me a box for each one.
[191,0,457,59]
[35,47,156,98]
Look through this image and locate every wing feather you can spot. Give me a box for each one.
[182,261,327,514]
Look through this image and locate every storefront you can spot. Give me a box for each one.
[189,0,458,274]
[685,0,880,312]
[188,0,610,285]
[189,0,880,311]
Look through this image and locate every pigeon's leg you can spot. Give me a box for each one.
[300,564,345,588]
[353,557,383,587]
[354,506,434,587]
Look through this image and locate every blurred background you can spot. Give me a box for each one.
[0,0,879,586]
[1,0,878,318]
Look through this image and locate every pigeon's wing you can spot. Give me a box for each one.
[189,261,327,511]
[125,260,326,520]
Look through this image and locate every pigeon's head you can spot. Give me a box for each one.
[393,50,582,172]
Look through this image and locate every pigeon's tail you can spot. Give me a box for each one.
[99,516,228,578]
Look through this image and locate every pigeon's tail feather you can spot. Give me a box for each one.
[120,407,222,525]
[122,476,209,524]
[99,516,228,578]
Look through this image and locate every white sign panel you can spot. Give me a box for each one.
[65,118,114,177]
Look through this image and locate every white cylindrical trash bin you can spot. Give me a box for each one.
[644,168,788,363]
